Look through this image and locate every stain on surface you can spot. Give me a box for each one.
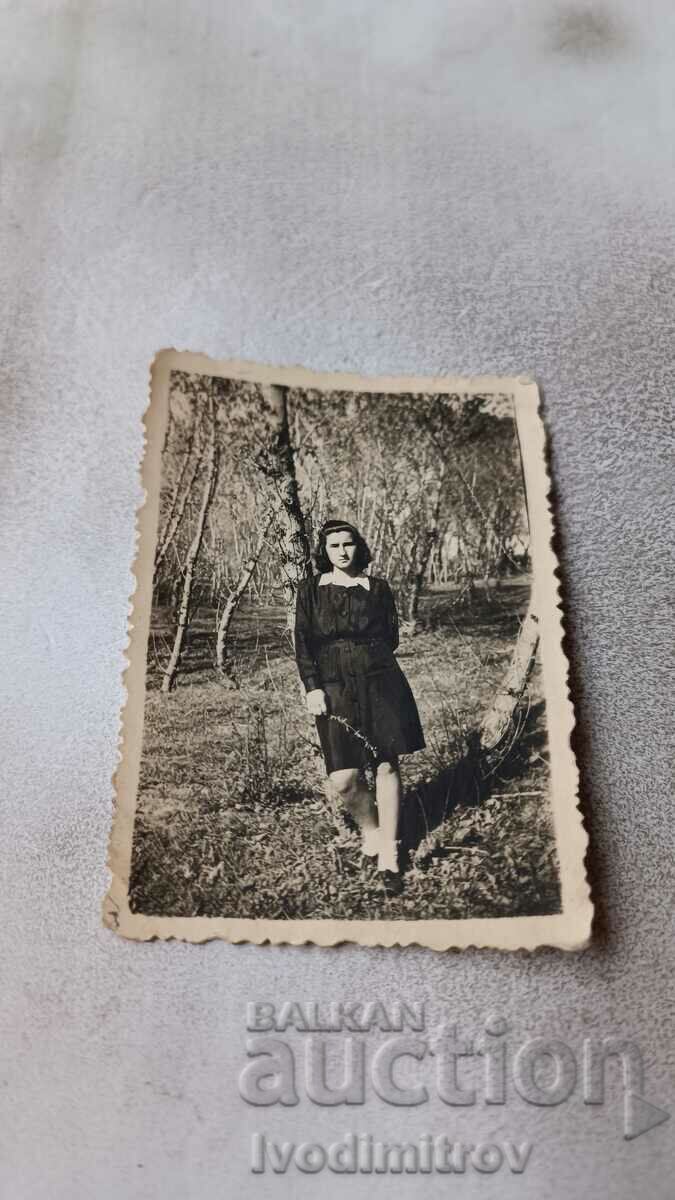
[547,5,630,59]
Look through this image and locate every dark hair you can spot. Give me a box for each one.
[313,519,372,574]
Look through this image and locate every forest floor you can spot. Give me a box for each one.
[129,582,561,921]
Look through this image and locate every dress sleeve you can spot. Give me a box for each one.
[383,580,400,651]
[294,581,322,692]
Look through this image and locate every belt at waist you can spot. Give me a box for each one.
[317,637,387,648]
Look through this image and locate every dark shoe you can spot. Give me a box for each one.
[381,870,404,897]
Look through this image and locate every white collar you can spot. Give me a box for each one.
[319,569,370,590]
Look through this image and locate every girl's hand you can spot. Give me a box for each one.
[306,688,328,716]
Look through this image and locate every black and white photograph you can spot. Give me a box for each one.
[107,354,589,948]
[8,1,675,1194]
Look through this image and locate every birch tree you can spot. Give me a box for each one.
[154,412,204,571]
[256,384,312,631]
[161,390,219,693]
[480,609,540,750]
[215,516,272,680]
[405,460,447,629]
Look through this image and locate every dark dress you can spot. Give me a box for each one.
[294,573,426,774]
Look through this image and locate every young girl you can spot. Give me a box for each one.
[294,519,426,893]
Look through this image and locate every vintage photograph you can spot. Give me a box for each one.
[106,355,591,948]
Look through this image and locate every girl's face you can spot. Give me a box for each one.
[326,531,357,572]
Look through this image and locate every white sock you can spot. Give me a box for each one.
[361,825,380,857]
[377,840,399,874]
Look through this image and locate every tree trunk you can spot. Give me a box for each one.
[215,519,271,678]
[161,400,218,693]
[364,493,378,547]
[406,529,435,626]
[370,514,385,571]
[480,609,540,749]
[258,384,312,632]
[405,463,446,629]
[155,417,204,571]
[429,541,439,584]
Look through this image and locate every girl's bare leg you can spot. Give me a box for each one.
[375,760,401,873]
[329,768,379,854]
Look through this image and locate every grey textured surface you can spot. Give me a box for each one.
[1,1,673,1196]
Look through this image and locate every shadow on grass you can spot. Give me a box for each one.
[398,700,549,872]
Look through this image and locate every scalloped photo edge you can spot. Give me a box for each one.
[104,353,592,950]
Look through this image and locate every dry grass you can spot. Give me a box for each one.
[129,586,561,920]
